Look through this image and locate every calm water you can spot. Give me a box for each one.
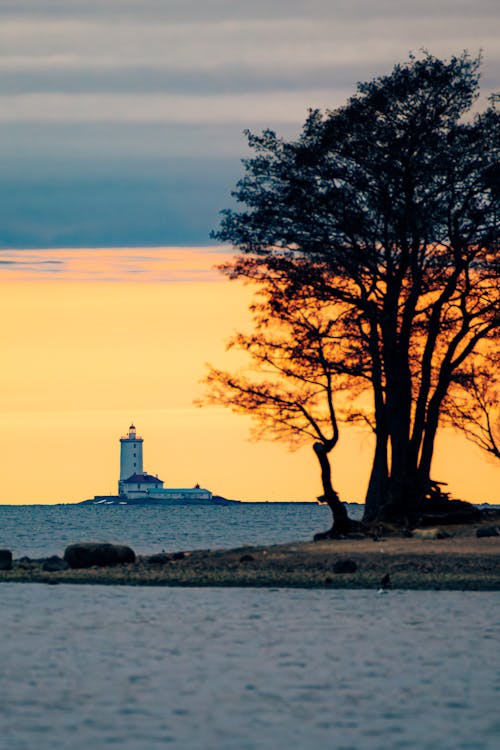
[0,585,498,750]
[1,504,498,749]
[0,502,345,558]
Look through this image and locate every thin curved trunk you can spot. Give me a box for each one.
[313,441,349,535]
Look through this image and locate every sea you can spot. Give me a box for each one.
[1,502,499,750]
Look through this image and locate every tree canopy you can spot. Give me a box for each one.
[209,52,499,528]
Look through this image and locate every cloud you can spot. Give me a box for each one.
[0,1,497,249]
[1,15,496,67]
[0,247,233,282]
[0,1,497,23]
[0,122,255,160]
[0,157,243,248]
[0,62,371,96]
[0,4,497,127]
[0,89,354,124]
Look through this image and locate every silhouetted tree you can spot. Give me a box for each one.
[212,52,499,523]
[202,279,366,534]
[445,356,500,460]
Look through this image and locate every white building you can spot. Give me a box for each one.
[118,424,212,502]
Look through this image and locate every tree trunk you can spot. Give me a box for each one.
[363,430,389,521]
[364,322,390,521]
[417,392,443,502]
[313,442,350,537]
[383,466,420,523]
[378,340,415,519]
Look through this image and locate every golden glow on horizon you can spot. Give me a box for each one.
[0,246,232,283]
[0,247,498,505]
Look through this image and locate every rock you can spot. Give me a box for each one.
[42,556,70,572]
[419,499,481,526]
[481,508,500,522]
[148,552,171,565]
[333,559,357,574]
[171,551,186,561]
[0,549,12,570]
[380,573,391,589]
[239,554,255,563]
[64,543,135,569]
[476,526,500,538]
[412,528,449,540]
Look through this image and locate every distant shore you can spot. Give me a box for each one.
[1,513,499,590]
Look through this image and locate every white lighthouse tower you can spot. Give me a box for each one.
[118,424,143,493]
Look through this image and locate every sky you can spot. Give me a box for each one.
[0,247,498,506]
[0,0,498,247]
[0,2,498,504]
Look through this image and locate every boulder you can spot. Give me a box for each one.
[239,554,255,563]
[0,549,12,571]
[42,556,70,572]
[148,552,171,565]
[64,543,136,569]
[476,526,500,538]
[333,559,357,574]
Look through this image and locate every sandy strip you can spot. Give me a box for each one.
[1,534,499,590]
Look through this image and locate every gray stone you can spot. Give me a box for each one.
[148,553,171,565]
[64,543,136,569]
[476,526,500,538]
[239,554,255,563]
[333,559,357,574]
[42,556,70,572]
[0,549,12,571]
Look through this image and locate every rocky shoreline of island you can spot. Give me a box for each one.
[1,510,499,590]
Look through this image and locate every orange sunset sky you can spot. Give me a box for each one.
[1,1,498,506]
[0,246,498,506]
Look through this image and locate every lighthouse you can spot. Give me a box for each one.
[114,423,212,502]
[119,424,143,492]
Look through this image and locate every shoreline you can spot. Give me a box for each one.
[1,529,499,590]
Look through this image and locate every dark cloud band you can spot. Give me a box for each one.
[0,62,374,96]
